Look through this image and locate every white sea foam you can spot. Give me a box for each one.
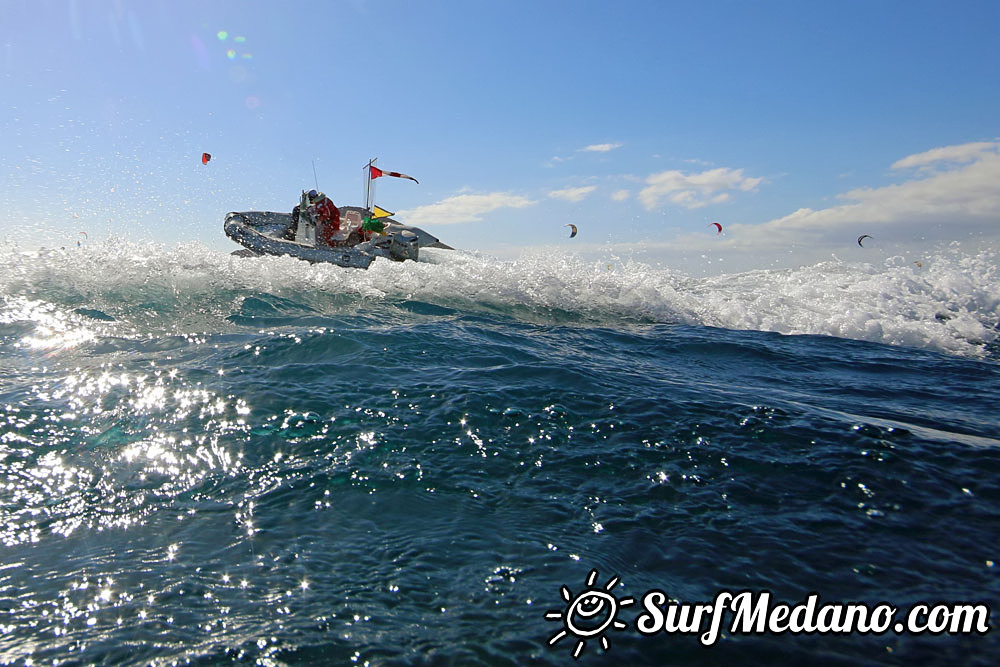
[1,239,997,358]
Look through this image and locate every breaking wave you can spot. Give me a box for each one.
[1,239,997,358]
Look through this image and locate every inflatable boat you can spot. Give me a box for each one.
[224,206,450,269]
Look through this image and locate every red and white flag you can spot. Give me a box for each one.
[369,165,418,183]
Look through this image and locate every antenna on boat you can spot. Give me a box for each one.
[312,159,319,191]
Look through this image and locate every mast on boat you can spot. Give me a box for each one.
[363,157,378,213]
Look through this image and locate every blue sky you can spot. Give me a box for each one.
[2,0,998,273]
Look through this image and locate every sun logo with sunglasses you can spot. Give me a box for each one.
[545,569,635,659]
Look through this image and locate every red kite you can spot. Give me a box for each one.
[201,152,212,165]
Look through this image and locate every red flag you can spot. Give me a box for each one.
[369,165,418,183]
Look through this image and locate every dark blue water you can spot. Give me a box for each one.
[1,241,997,664]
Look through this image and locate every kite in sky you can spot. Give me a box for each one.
[565,223,578,238]
[709,222,723,234]
[857,234,872,247]
[202,152,212,165]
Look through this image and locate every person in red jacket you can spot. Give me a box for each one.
[290,189,341,244]
[306,190,342,246]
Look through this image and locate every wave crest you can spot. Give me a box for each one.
[1,239,997,358]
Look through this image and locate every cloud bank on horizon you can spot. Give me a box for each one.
[403,140,1000,265]
[731,140,1000,248]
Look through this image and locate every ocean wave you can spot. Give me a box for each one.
[1,239,997,358]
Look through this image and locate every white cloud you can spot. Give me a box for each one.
[639,167,764,210]
[611,189,630,202]
[891,141,998,170]
[580,142,622,153]
[548,185,597,203]
[399,192,536,226]
[755,142,1000,238]
[547,142,622,166]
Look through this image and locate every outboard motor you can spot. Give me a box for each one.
[388,230,419,262]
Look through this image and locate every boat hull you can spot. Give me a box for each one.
[224,211,376,268]
[224,207,445,269]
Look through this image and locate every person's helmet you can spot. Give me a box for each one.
[306,189,327,204]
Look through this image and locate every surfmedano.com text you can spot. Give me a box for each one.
[636,589,991,646]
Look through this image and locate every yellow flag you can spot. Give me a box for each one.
[371,205,394,219]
